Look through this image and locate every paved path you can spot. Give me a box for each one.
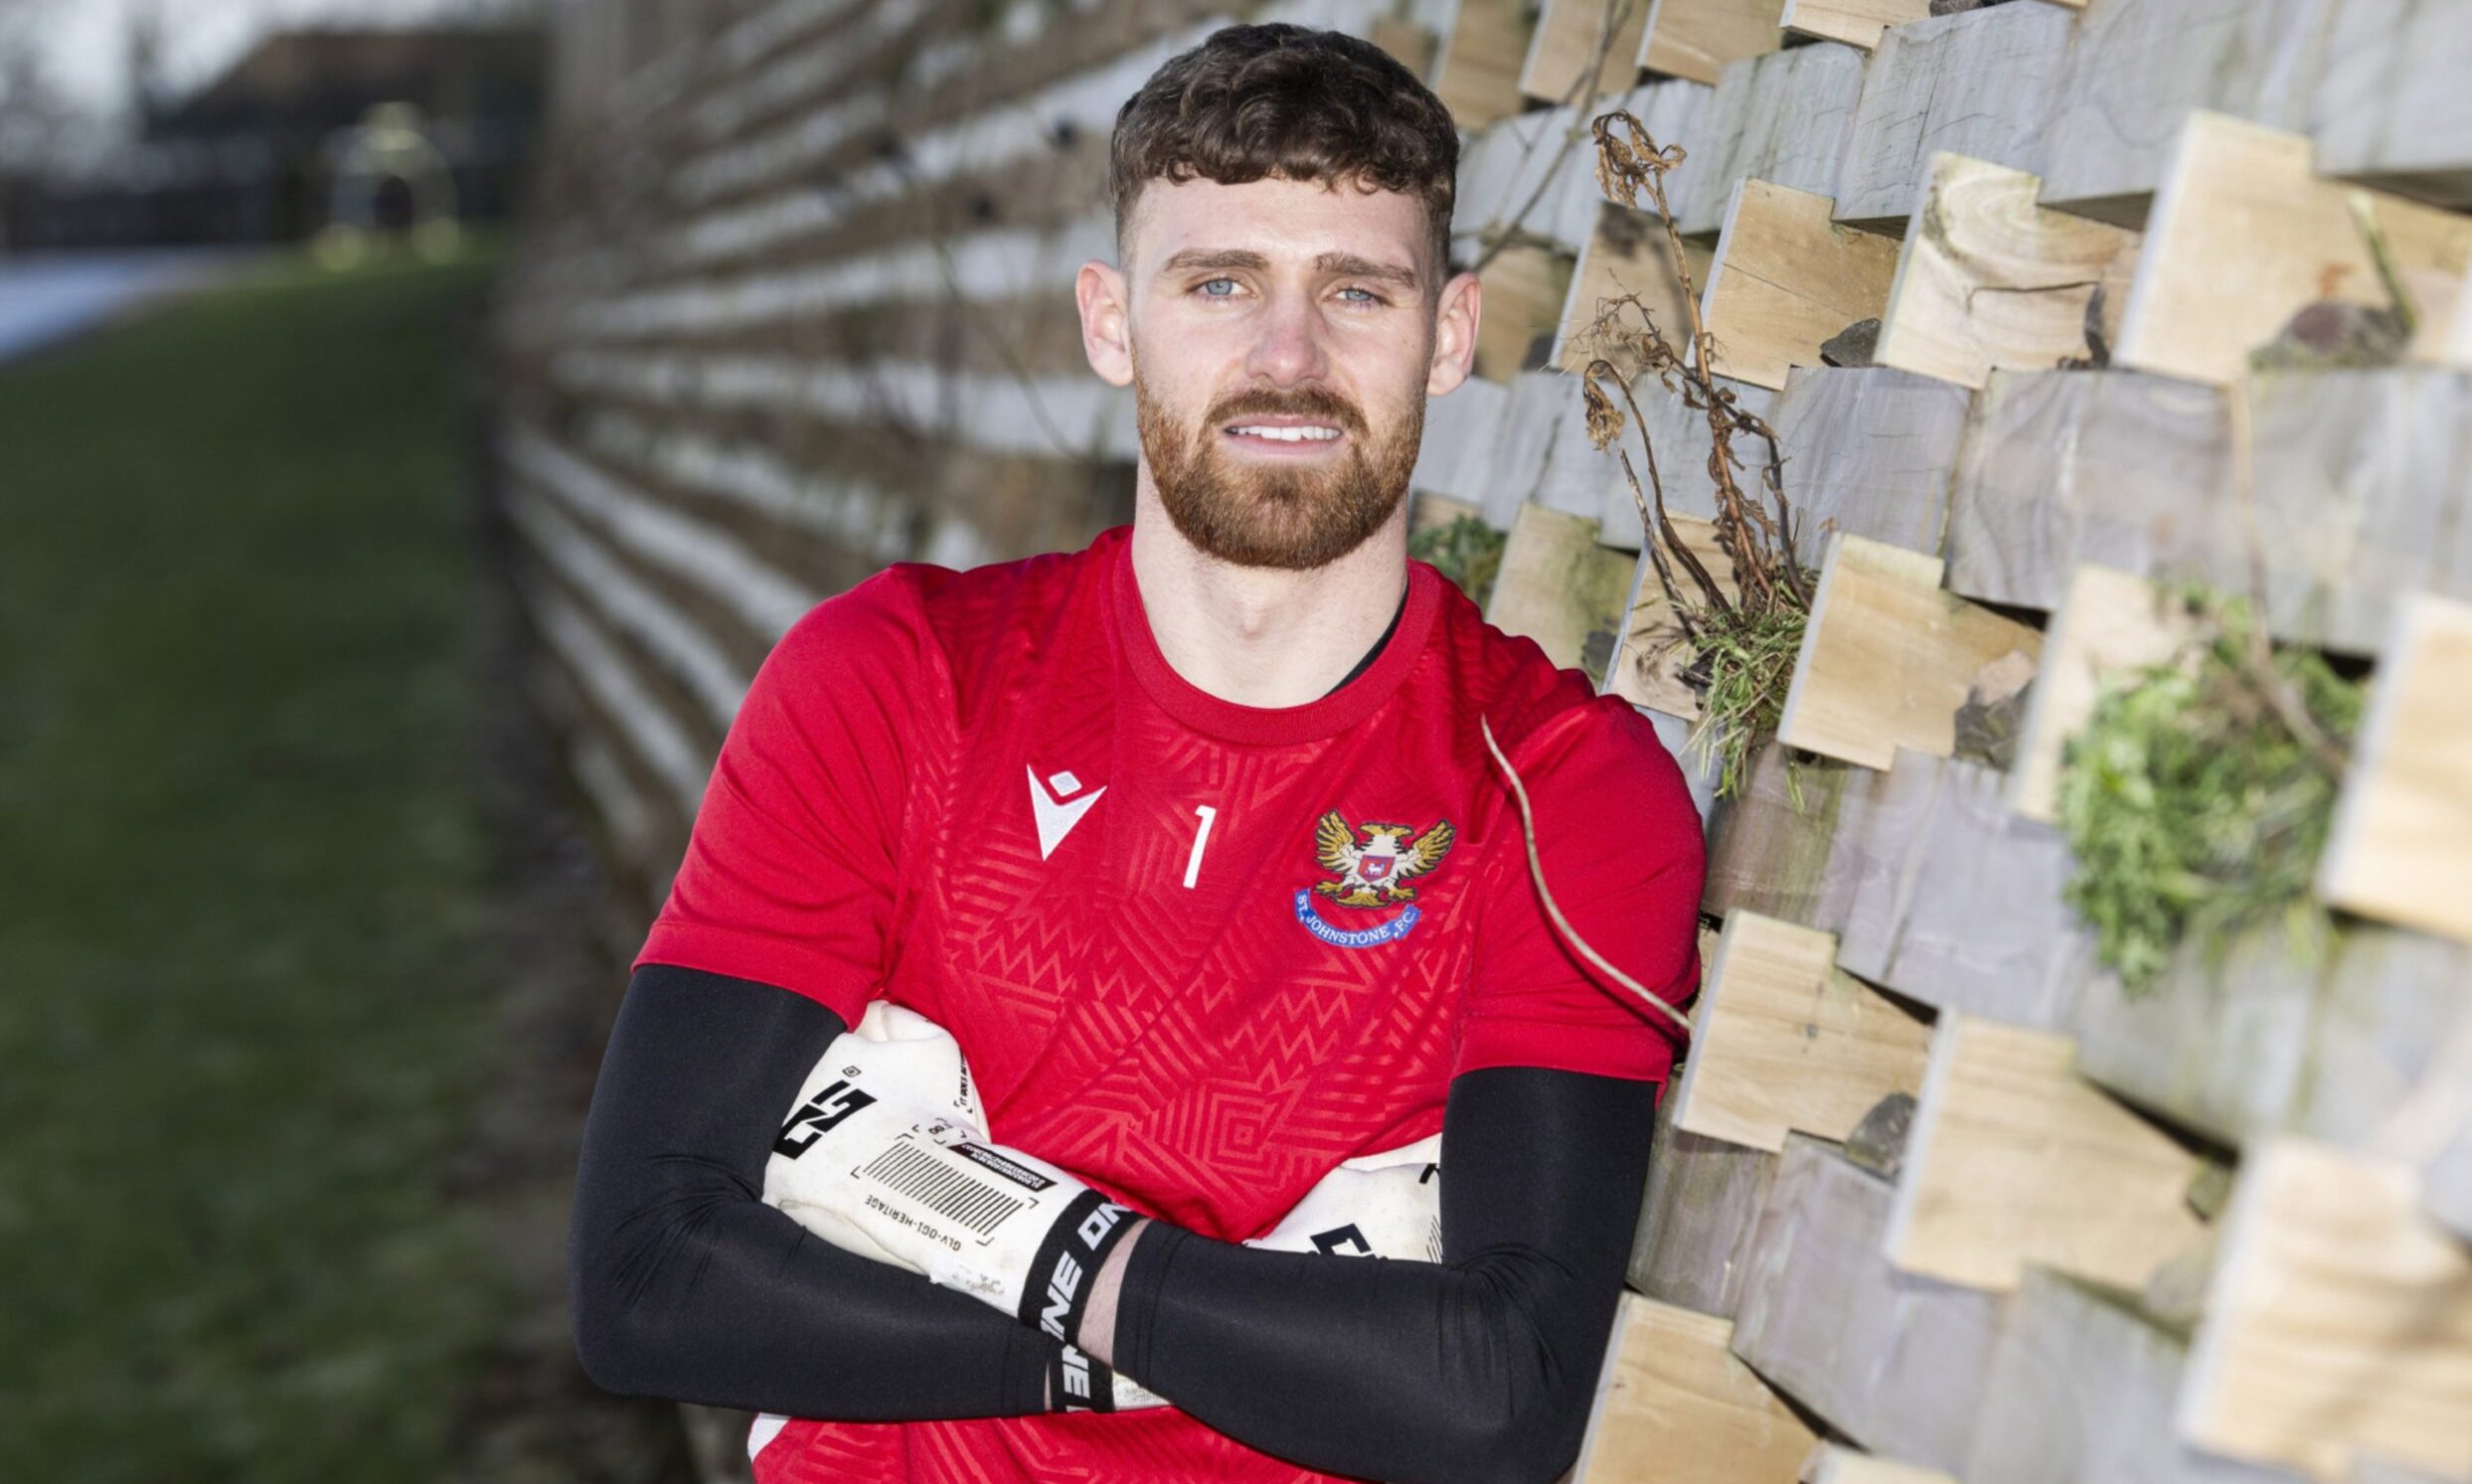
[0,247,261,365]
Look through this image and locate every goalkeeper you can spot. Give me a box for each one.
[569,21,1707,1484]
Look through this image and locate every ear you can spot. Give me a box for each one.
[1077,259,1134,388]
[1424,268,1480,398]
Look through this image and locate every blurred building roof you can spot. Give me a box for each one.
[149,26,547,142]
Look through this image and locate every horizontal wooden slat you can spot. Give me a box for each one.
[507,485,759,727]
[1630,1072,1778,1316]
[1667,43,1868,235]
[1831,1,2076,229]
[1825,746,2083,1027]
[2305,0,2472,206]
[1963,1268,2305,1484]
[510,423,827,642]
[520,579,713,820]
[1730,1134,2005,1470]
[1766,365,1969,566]
[2039,0,2334,225]
[550,347,1140,461]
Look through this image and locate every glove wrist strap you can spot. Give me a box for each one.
[1049,1345,1117,1412]
[1018,1188,1139,1347]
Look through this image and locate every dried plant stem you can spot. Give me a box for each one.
[1583,109,1809,615]
[1482,716,1696,1035]
[1571,109,1818,801]
[1605,369,1725,612]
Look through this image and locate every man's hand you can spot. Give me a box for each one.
[763,1005,1445,1412]
[762,1001,988,1271]
[1245,1135,1442,1260]
[759,1003,1141,1353]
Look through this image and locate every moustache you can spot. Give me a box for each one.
[1202,386,1368,436]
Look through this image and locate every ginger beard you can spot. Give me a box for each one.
[1132,348,1425,572]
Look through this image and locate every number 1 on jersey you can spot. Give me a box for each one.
[1182,805,1218,890]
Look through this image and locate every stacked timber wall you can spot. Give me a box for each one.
[497,1,2472,1479]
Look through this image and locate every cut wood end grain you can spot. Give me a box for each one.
[1875,152,2142,390]
[2182,1137,2472,1482]
[1671,907,1932,1151]
[1885,1011,2208,1295]
[2317,592,2472,946]
[1638,0,1790,86]
[1703,180,1902,391]
[1776,532,2045,770]
[1573,1292,1820,1484]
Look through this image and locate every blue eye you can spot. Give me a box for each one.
[1198,277,1238,297]
[1339,286,1382,304]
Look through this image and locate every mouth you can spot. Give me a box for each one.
[1221,418,1350,456]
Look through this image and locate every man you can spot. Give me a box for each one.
[569,23,1706,1484]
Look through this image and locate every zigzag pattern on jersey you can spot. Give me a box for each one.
[759,1406,1361,1483]
[875,538,1616,1241]
[742,539,1685,1484]
[909,545,1126,1097]
[970,705,1468,1232]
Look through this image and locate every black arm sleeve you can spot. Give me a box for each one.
[568,963,1057,1419]
[1110,1066,1657,1484]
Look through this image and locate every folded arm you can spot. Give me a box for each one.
[574,962,1656,1481]
[1098,1065,1656,1484]
[568,963,1060,1420]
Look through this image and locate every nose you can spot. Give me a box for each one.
[1242,284,1331,388]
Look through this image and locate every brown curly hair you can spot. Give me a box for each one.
[1109,23,1460,285]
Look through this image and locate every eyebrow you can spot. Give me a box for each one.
[1316,251,1420,291]
[1158,247,1268,277]
[1157,247,1420,291]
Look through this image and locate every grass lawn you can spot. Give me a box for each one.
[0,241,518,1481]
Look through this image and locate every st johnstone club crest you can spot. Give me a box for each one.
[1295,812,1455,948]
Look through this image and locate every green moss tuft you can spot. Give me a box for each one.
[2056,585,2363,995]
[1409,515,1509,610]
[1675,595,1810,802]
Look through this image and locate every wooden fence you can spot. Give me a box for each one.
[495,1,2472,1479]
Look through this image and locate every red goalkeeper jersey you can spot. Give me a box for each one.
[636,524,1706,1483]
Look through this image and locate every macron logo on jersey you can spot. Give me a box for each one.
[1028,766,1105,859]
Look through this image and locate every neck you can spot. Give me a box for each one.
[1127,477,1409,710]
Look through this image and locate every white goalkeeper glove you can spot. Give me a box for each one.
[760,1002,1142,1369]
[763,1006,1446,1413]
[764,1000,988,1270]
[1245,1133,1443,1261]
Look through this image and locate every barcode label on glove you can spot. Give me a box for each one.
[951,1141,1056,1192]
[862,1142,1027,1237]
